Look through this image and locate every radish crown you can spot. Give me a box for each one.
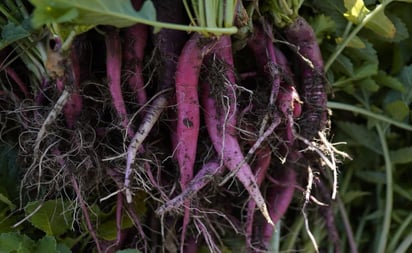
[262,0,303,28]
[183,0,238,37]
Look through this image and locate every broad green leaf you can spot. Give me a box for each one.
[388,14,409,43]
[24,199,73,236]
[116,249,141,253]
[0,193,16,210]
[0,208,18,233]
[342,190,370,203]
[390,146,412,164]
[0,143,20,199]
[358,78,379,92]
[374,71,405,92]
[398,65,412,104]
[56,243,72,253]
[336,35,366,48]
[334,53,354,76]
[34,236,57,253]
[344,0,396,38]
[337,122,382,154]
[309,14,336,44]
[355,170,386,184]
[0,232,34,252]
[29,0,156,28]
[384,100,409,121]
[345,41,378,67]
[97,211,134,240]
[0,20,33,50]
[354,64,378,80]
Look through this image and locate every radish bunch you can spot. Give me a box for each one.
[0,0,335,252]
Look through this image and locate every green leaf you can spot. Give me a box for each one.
[384,100,409,121]
[0,143,20,199]
[29,0,156,28]
[334,53,355,76]
[354,64,378,80]
[34,236,57,253]
[24,199,73,236]
[0,232,35,252]
[387,14,409,43]
[358,78,379,92]
[346,41,378,65]
[337,122,382,154]
[342,190,371,203]
[336,35,366,48]
[0,193,16,210]
[97,211,134,240]
[0,20,33,50]
[309,14,336,44]
[398,65,412,104]
[355,170,386,184]
[0,208,18,233]
[374,71,405,92]
[116,249,141,253]
[390,146,412,164]
[56,243,72,253]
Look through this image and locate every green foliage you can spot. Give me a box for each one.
[0,19,32,50]
[29,0,156,28]
[0,233,71,253]
[304,0,412,252]
[24,199,73,237]
[116,249,141,253]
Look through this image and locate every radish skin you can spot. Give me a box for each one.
[175,32,213,191]
[5,67,30,98]
[174,32,213,252]
[284,16,328,140]
[248,25,280,106]
[156,160,222,215]
[245,145,272,247]
[125,95,168,203]
[123,23,148,106]
[201,35,273,225]
[262,168,296,248]
[105,27,134,137]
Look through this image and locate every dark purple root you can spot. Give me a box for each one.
[284,16,328,140]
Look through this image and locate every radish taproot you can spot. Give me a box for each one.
[284,16,328,140]
[156,160,222,215]
[174,32,215,252]
[201,35,273,225]
[262,167,297,249]
[248,24,280,106]
[105,27,134,138]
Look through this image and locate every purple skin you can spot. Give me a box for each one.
[274,46,302,144]
[248,24,280,105]
[105,27,135,137]
[284,16,328,140]
[262,168,297,249]
[155,160,222,215]
[201,35,272,225]
[173,32,214,251]
[245,145,272,248]
[123,23,148,106]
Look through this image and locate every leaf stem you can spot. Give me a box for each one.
[327,101,412,131]
[337,196,358,253]
[325,0,393,72]
[376,124,393,253]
